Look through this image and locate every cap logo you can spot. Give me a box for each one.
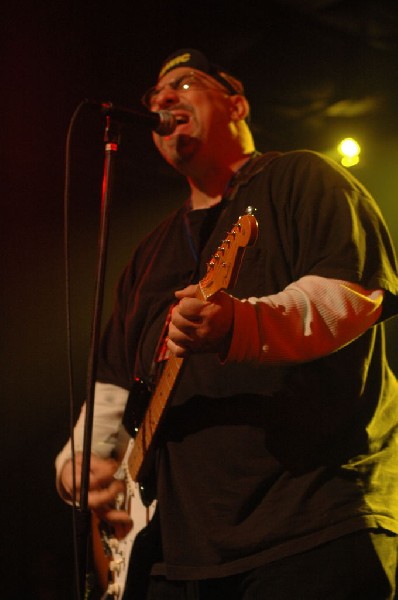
[159,52,191,78]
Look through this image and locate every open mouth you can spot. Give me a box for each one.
[175,115,189,125]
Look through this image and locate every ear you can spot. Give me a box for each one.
[229,95,250,121]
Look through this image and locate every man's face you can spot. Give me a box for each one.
[147,67,234,171]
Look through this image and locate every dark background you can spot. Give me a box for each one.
[2,1,398,597]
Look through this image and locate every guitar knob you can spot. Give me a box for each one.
[106,582,121,597]
[108,537,120,551]
[109,558,124,574]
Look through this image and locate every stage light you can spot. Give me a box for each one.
[337,137,361,167]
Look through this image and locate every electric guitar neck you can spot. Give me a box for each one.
[127,211,258,485]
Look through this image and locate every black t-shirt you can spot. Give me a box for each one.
[98,150,398,580]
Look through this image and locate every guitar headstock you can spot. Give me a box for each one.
[199,213,258,299]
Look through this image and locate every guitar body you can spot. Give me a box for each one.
[93,437,156,599]
[95,212,258,598]
[92,483,156,598]
[123,509,162,599]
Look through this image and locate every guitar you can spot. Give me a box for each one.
[91,436,156,599]
[97,211,258,598]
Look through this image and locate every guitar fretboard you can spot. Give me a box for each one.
[127,353,184,482]
[125,213,258,485]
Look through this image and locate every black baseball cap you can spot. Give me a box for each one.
[157,48,244,96]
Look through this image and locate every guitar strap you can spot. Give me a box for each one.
[147,198,225,388]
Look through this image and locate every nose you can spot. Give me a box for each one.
[153,84,180,110]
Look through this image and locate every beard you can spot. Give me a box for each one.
[157,133,201,172]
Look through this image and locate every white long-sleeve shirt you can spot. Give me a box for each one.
[227,275,383,364]
[55,275,383,492]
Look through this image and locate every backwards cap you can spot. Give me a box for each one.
[158,48,244,96]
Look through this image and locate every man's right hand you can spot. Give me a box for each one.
[60,452,132,536]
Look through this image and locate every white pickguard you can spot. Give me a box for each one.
[100,439,156,599]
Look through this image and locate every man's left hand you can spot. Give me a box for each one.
[167,284,234,357]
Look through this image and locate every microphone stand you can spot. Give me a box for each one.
[76,115,120,599]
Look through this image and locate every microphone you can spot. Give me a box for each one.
[100,101,176,136]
